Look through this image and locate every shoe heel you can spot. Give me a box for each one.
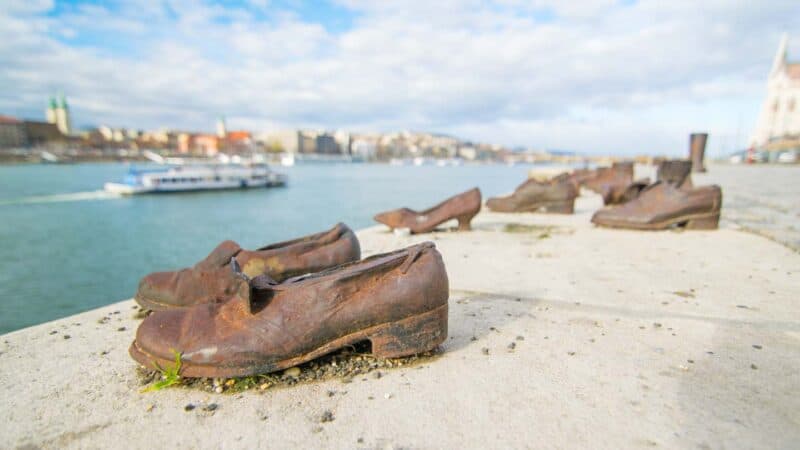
[684,213,719,230]
[542,200,574,214]
[456,212,477,231]
[369,304,448,358]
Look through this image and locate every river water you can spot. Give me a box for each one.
[0,162,539,333]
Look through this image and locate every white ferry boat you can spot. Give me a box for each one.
[104,164,287,195]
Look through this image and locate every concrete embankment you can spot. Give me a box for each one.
[1,164,798,449]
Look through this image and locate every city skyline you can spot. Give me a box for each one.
[2,1,799,156]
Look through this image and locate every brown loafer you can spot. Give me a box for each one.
[591,182,722,230]
[486,178,577,213]
[129,242,449,378]
[135,223,361,311]
[374,188,481,233]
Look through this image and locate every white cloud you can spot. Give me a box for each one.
[0,0,797,155]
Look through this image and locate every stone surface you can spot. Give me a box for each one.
[0,164,798,449]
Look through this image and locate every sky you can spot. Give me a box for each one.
[1,0,798,156]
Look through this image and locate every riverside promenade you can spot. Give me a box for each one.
[1,164,798,449]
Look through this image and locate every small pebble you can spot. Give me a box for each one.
[284,367,301,378]
[470,336,477,341]
[145,404,155,412]
[515,335,524,341]
[320,410,335,423]
[507,342,516,351]
[481,348,489,355]
[184,404,195,412]
[49,330,58,335]
[567,352,576,356]
[358,438,364,443]
[653,323,662,328]
[117,327,126,332]
[372,371,382,379]
[384,393,392,399]
[215,386,223,394]
[751,364,758,370]
[752,345,762,350]
[203,403,218,412]
[63,335,71,340]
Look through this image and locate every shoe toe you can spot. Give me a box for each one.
[374,209,408,228]
[136,271,180,309]
[591,207,621,225]
[134,308,187,363]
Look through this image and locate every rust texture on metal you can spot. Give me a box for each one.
[130,242,449,378]
[656,159,693,188]
[581,161,636,205]
[373,187,482,233]
[591,181,722,230]
[689,133,708,173]
[486,175,578,214]
[134,223,361,311]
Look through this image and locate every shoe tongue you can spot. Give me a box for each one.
[197,240,242,269]
[229,257,287,314]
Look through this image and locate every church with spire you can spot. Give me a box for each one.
[750,34,800,149]
[46,93,72,136]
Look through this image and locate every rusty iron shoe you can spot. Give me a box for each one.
[487,178,577,213]
[129,242,449,378]
[604,178,650,205]
[373,187,481,233]
[591,182,722,230]
[656,159,693,188]
[605,159,694,205]
[583,162,634,197]
[134,223,361,311]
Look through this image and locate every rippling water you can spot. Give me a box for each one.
[0,162,541,333]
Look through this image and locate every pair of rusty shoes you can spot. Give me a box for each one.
[591,160,723,230]
[130,223,449,377]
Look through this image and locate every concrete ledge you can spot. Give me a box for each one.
[2,188,799,448]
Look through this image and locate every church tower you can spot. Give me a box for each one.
[46,96,57,124]
[54,93,72,135]
[216,116,227,138]
[750,34,800,147]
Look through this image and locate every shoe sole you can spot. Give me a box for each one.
[129,303,448,378]
[593,211,720,230]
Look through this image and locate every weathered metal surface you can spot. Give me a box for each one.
[656,159,693,188]
[373,187,482,233]
[591,181,722,230]
[486,175,578,213]
[690,133,708,173]
[130,242,449,377]
[134,223,361,311]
